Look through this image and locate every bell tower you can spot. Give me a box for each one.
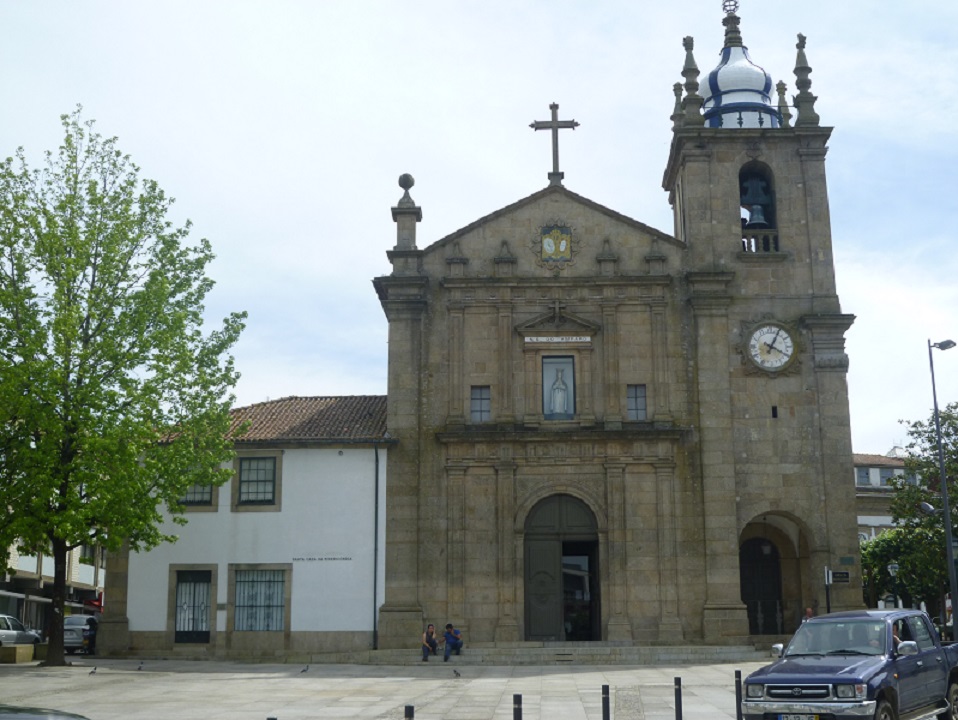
[663,3,862,639]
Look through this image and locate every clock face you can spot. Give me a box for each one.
[747,324,795,370]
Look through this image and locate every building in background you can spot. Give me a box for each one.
[1,544,105,637]
[854,447,913,542]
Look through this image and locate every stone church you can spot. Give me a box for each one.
[373,6,862,649]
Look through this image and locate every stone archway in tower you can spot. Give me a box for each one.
[524,494,600,641]
[740,514,812,635]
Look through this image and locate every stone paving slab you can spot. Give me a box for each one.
[0,658,769,719]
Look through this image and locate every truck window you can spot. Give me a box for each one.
[906,616,935,651]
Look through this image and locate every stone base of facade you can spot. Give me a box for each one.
[97,615,131,656]
[376,606,424,650]
[656,617,685,643]
[702,603,750,644]
[606,616,634,642]
[494,616,520,642]
[121,629,375,660]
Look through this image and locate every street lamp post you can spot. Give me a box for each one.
[887,561,899,608]
[930,338,957,636]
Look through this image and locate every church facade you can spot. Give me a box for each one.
[374,8,862,649]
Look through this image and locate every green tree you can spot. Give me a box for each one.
[0,109,246,665]
[868,402,958,623]
[860,527,946,617]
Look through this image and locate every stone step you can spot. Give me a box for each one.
[293,642,772,666]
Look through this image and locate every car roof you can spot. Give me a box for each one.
[807,610,913,622]
[0,705,91,719]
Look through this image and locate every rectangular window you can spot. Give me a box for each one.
[175,570,212,643]
[856,468,871,486]
[542,356,575,420]
[626,385,647,421]
[181,483,213,505]
[234,569,285,631]
[239,458,276,505]
[470,386,491,422]
[878,468,896,487]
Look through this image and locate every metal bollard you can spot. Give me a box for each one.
[674,676,683,720]
[602,684,610,720]
[735,669,743,720]
[405,705,414,718]
[513,692,522,720]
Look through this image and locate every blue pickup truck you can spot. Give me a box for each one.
[742,609,958,720]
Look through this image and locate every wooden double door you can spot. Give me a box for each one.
[524,494,600,641]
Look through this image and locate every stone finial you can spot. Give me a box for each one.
[391,173,422,250]
[792,33,821,127]
[776,81,792,128]
[670,82,685,130]
[681,37,705,127]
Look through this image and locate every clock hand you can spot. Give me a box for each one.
[764,328,784,354]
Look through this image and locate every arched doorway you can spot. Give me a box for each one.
[740,537,783,634]
[524,494,600,641]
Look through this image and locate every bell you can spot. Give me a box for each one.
[740,176,771,206]
[745,204,768,228]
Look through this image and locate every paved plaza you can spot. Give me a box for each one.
[0,657,768,719]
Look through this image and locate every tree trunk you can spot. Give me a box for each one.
[43,537,68,666]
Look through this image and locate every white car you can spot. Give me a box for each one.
[0,615,41,645]
[63,615,97,654]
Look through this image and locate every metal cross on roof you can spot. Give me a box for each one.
[530,103,579,187]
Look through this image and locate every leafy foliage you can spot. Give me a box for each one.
[860,401,958,620]
[0,108,246,663]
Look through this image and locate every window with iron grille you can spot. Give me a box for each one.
[626,384,647,421]
[239,458,276,504]
[182,483,213,505]
[234,569,285,631]
[470,386,491,422]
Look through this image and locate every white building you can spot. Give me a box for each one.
[101,396,389,659]
[854,447,912,542]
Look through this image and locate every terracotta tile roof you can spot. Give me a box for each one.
[853,453,906,468]
[229,396,387,443]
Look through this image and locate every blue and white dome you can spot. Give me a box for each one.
[702,13,780,129]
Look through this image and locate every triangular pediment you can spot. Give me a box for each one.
[424,184,681,255]
[516,305,600,337]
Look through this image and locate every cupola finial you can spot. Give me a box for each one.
[722,4,743,48]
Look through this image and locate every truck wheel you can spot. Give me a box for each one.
[875,699,896,720]
[939,682,958,720]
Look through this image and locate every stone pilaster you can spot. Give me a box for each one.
[688,272,749,642]
[374,176,429,650]
[495,460,520,641]
[802,313,862,611]
[98,542,131,656]
[605,463,632,640]
[655,462,684,642]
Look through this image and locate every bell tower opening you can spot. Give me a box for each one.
[739,162,778,252]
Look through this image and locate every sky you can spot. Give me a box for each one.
[1,0,956,455]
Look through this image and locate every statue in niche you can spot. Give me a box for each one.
[550,368,568,414]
